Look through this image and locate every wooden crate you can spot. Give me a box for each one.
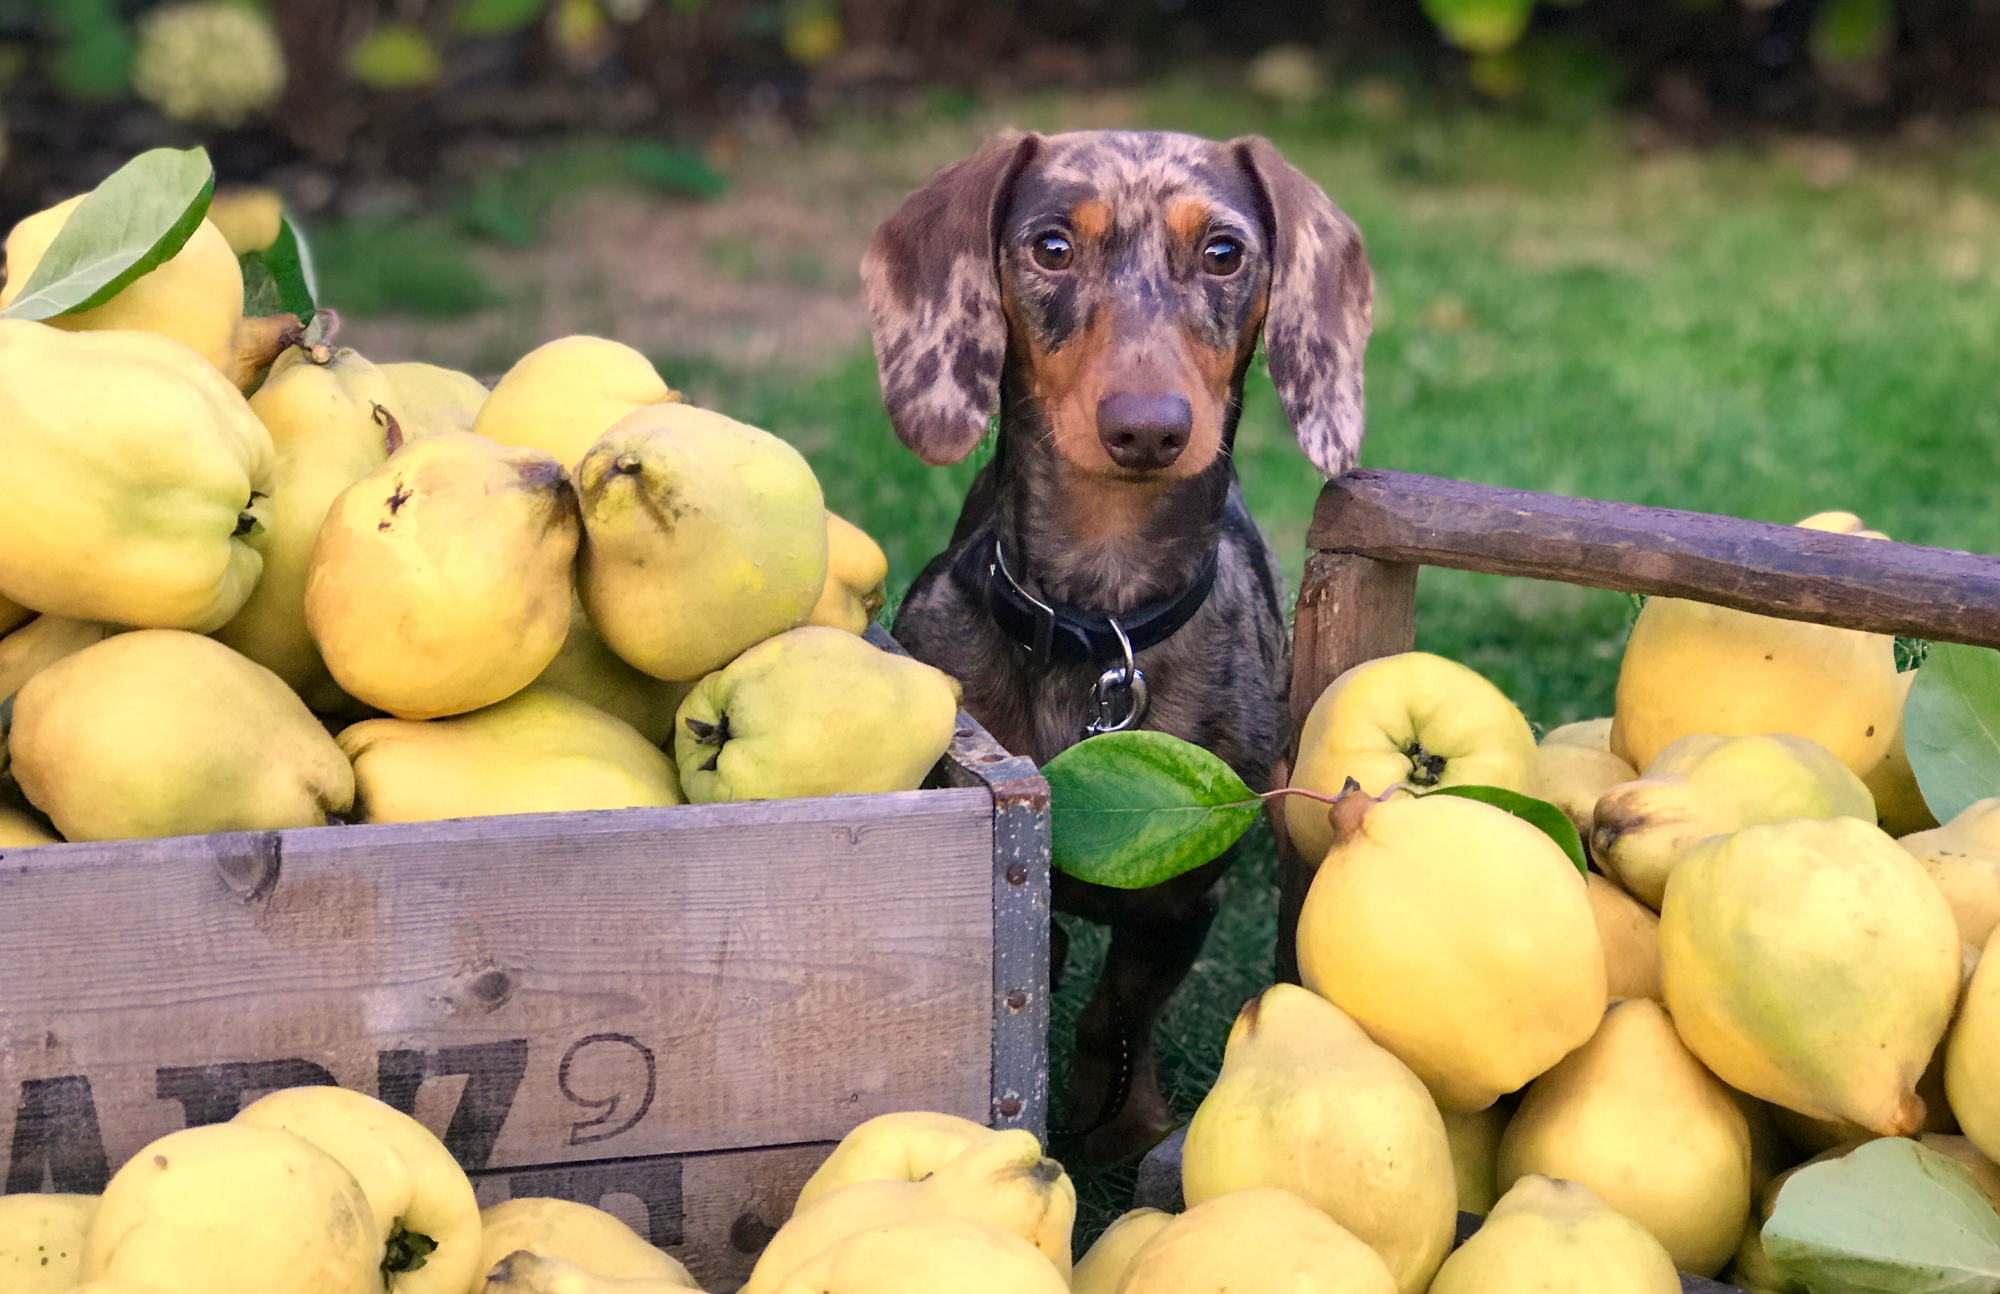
[1275,468,2000,981]
[0,654,1049,1292]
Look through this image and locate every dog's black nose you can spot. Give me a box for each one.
[1096,392,1192,471]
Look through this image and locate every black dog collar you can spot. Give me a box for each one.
[951,533,1220,666]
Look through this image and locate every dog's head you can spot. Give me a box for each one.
[862,130,1373,481]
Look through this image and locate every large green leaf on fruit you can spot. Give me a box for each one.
[1044,731,1260,889]
[238,217,317,324]
[1,147,215,322]
[1904,642,2000,823]
[1420,0,1534,54]
[1764,1137,2000,1293]
[1423,785,1589,877]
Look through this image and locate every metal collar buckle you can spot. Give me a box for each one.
[1083,615,1150,737]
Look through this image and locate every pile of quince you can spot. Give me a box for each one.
[0,1084,732,1294]
[0,186,959,847]
[1155,507,2000,1292]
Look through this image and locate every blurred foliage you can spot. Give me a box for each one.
[45,0,133,100]
[345,24,444,91]
[306,216,493,317]
[2,0,2000,231]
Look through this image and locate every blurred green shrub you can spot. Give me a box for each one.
[306,218,493,319]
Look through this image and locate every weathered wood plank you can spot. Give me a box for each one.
[0,791,995,1190]
[1277,551,1417,984]
[1309,470,2000,646]
[471,1140,832,1293]
[939,713,1052,1140]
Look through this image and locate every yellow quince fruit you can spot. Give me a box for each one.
[1,199,242,370]
[1662,816,1963,1136]
[483,1252,701,1294]
[1429,1175,1680,1294]
[0,321,272,631]
[1182,984,1456,1294]
[1593,732,1876,909]
[339,687,682,823]
[1497,998,1752,1275]
[215,345,401,711]
[234,1086,482,1294]
[1286,651,1538,867]
[532,596,691,747]
[1864,669,1938,836]
[793,1111,990,1213]
[675,627,958,803]
[0,798,58,846]
[205,186,284,255]
[81,1123,381,1294]
[1587,873,1664,1002]
[1611,596,1899,778]
[1441,1105,1507,1215]
[1070,1208,1173,1294]
[381,362,490,441]
[770,1216,1068,1294]
[473,335,681,470]
[805,512,889,635]
[741,1128,1074,1293]
[0,593,30,638]
[1947,925,2000,1165]
[1536,717,1636,844]
[10,630,353,840]
[0,615,115,702]
[1900,798,2000,949]
[1298,790,1606,1111]
[307,431,578,719]
[475,1199,696,1293]
[576,404,827,682]
[0,1192,98,1294]
[1116,1187,1398,1294]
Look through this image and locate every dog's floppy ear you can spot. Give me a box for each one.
[1232,136,1374,478]
[862,130,1041,465]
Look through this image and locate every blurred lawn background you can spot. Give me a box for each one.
[316,82,2000,1233]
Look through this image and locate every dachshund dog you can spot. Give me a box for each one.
[863,130,1373,1162]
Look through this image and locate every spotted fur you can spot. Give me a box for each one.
[863,129,1373,475]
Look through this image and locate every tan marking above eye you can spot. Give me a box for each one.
[1069,199,1113,243]
[1166,199,1212,246]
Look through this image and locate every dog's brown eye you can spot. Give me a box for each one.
[1202,236,1244,276]
[1031,233,1073,270]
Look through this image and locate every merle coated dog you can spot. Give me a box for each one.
[862,130,1373,1162]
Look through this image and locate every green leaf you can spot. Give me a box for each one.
[238,218,317,324]
[621,142,729,199]
[1905,642,2000,823]
[1,147,214,322]
[49,0,134,100]
[455,0,549,35]
[1812,0,1896,67]
[1044,731,1260,890]
[1420,0,1535,54]
[346,25,443,90]
[1424,785,1590,877]
[1764,1137,2000,1293]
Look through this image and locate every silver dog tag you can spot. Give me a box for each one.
[1085,665,1150,736]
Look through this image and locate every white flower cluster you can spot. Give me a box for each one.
[131,2,287,127]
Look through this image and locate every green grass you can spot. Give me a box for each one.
[662,88,2000,1241]
[307,217,496,319]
